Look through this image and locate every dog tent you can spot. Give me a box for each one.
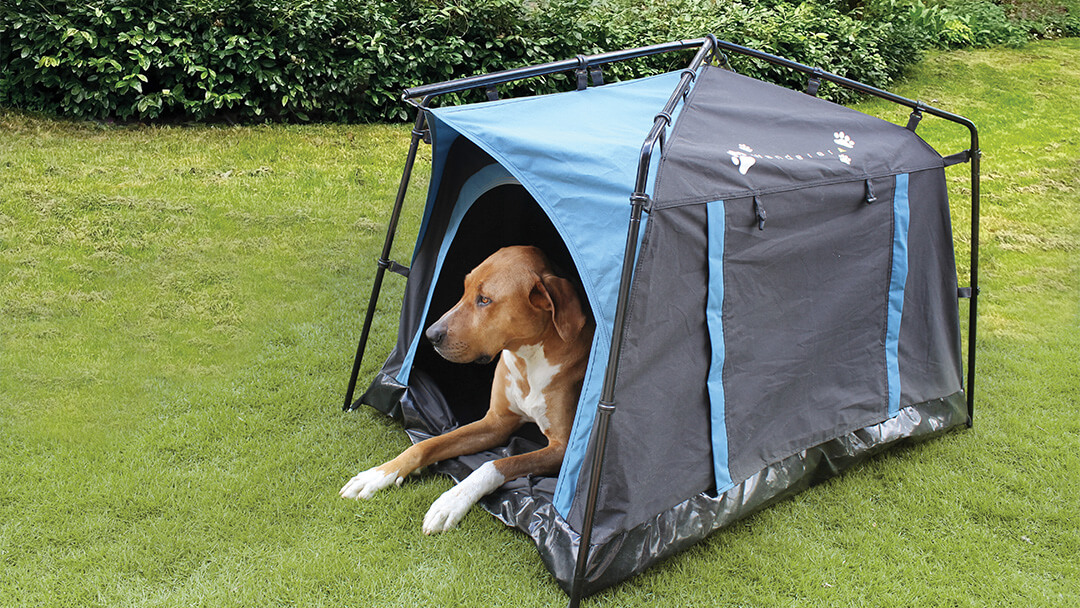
[342,38,980,605]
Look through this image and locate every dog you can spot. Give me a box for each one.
[341,245,594,534]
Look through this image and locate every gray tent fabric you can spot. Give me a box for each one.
[356,61,969,596]
[653,66,944,204]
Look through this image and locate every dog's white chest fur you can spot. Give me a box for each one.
[502,344,561,432]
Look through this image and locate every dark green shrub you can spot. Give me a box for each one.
[861,0,973,48]
[1000,0,1080,37]
[1,0,357,121]
[862,0,1038,48]
[950,0,1029,46]
[585,0,903,104]
[2,0,1068,123]
[0,0,598,122]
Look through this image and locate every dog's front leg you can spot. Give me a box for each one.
[421,460,506,534]
[421,441,566,534]
[340,408,520,501]
[338,463,406,500]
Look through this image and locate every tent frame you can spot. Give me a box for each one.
[340,36,980,607]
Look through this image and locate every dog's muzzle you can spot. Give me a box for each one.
[425,322,490,364]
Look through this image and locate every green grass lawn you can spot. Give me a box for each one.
[2,39,1078,607]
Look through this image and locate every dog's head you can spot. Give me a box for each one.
[425,246,586,364]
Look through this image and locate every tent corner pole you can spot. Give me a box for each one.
[343,106,430,411]
[966,129,981,427]
[566,38,718,607]
[565,194,647,608]
[566,401,615,608]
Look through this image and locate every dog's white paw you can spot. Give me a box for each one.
[339,466,402,500]
[421,461,505,535]
[422,485,474,535]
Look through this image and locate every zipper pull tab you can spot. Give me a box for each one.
[754,196,767,230]
[865,178,878,204]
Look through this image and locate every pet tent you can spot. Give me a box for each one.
[341,37,980,605]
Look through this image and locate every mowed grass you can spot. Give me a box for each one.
[2,39,1078,607]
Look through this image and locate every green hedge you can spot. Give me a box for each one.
[2,0,1076,122]
[0,0,597,122]
[587,0,921,105]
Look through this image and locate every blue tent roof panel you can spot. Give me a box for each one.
[428,70,685,336]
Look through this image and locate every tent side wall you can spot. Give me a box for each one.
[559,66,969,593]
[565,200,714,537]
[564,66,967,553]
[567,167,965,529]
[898,169,964,405]
[559,166,968,594]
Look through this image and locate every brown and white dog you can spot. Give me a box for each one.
[340,246,594,534]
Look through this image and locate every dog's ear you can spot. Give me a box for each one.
[530,274,586,343]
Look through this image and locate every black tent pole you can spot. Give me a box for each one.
[402,40,707,103]
[343,106,430,411]
[564,196,644,608]
[966,132,981,426]
[565,36,718,608]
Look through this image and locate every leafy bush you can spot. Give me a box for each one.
[946,0,1029,46]
[1,0,1074,123]
[861,0,1050,48]
[586,0,908,104]
[0,0,598,122]
[1000,0,1080,37]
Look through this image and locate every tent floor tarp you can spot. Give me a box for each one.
[341,37,979,604]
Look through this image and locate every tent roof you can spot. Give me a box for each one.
[427,66,945,331]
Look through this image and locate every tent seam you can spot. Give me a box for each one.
[653,164,944,209]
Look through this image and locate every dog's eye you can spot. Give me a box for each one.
[476,295,492,307]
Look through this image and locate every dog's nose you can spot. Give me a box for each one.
[425,324,446,347]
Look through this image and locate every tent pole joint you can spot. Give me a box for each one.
[905,103,925,131]
[630,192,652,213]
[575,54,589,91]
[376,257,410,278]
[805,68,823,97]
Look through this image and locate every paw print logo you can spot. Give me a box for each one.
[833,131,855,149]
[728,145,757,175]
[838,154,852,165]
